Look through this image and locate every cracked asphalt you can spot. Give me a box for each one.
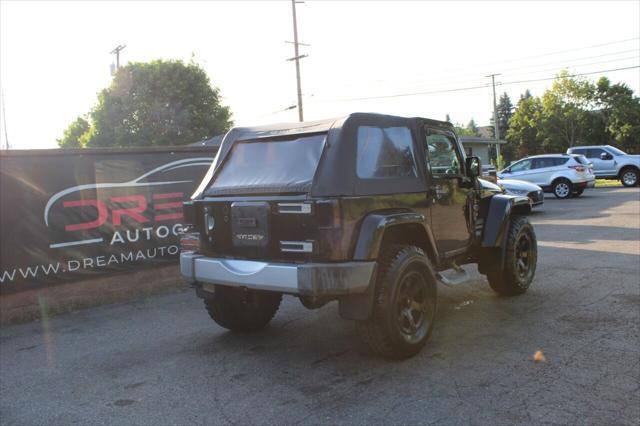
[1,187,639,425]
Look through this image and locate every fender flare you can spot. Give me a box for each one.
[340,210,436,321]
[481,194,531,248]
[352,211,435,261]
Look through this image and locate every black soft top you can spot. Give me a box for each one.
[194,112,454,198]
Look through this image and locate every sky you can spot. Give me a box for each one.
[0,0,639,149]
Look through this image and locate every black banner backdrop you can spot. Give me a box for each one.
[0,147,215,294]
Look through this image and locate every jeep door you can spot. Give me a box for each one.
[423,127,471,255]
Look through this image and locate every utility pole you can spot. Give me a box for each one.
[1,90,9,149]
[110,44,126,70]
[288,0,306,122]
[486,73,501,160]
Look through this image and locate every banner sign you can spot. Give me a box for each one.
[0,147,215,294]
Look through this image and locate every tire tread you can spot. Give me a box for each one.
[204,286,282,332]
[356,245,436,359]
[487,215,537,296]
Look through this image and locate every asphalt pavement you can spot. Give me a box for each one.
[1,187,639,426]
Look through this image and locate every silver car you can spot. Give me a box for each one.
[498,154,595,199]
[498,179,544,207]
[566,145,640,187]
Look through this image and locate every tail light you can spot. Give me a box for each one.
[179,226,201,252]
[569,165,585,172]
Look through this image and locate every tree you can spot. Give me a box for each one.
[57,116,90,148]
[497,93,514,137]
[520,89,532,101]
[506,95,544,157]
[538,70,595,151]
[67,59,233,148]
[467,119,479,136]
[594,77,640,153]
[506,74,638,158]
[454,119,480,136]
[488,93,516,163]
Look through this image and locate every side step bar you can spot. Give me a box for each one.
[436,263,471,286]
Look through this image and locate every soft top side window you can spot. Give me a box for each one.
[424,130,462,176]
[356,125,418,179]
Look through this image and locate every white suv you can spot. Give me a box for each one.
[497,154,595,199]
[566,145,640,187]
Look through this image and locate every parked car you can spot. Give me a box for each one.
[498,179,544,207]
[497,154,595,199]
[478,177,504,195]
[566,145,640,187]
[180,113,538,359]
[481,164,497,177]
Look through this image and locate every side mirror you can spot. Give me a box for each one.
[600,152,612,160]
[465,156,481,178]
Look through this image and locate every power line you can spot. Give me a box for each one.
[320,38,640,93]
[501,55,639,80]
[475,37,640,67]
[258,104,297,118]
[347,54,638,100]
[343,49,640,95]
[315,65,640,103]
[487,49,640,76]
[501,65,640,87]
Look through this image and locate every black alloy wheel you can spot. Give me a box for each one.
[356,245,437,359]
[396,270,432,344]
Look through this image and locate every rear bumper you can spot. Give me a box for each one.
[576,179,596,189]
[180,252,377,296]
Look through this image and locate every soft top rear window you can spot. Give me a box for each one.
[205,133,326,196]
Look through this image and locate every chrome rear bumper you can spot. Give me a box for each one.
[180,252,376,296]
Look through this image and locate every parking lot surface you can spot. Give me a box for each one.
[1,188,639,425]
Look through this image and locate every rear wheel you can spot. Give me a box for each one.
[487,216,537,296]
[356,245,437,360]
[620,168,639,187]
[552,178,572,199]
[204,285,282,332]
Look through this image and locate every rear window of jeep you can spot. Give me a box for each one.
[356,126,417,179]
[210,133,326,193]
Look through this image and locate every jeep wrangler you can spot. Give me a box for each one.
[180,113,537,359]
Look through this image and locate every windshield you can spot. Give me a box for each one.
[207,133,326,195]
[607,146,627,156]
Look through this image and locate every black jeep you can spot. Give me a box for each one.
[180,113,537,359]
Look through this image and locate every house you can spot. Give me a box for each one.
[477,126,494,139]
[459,136,506,165]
